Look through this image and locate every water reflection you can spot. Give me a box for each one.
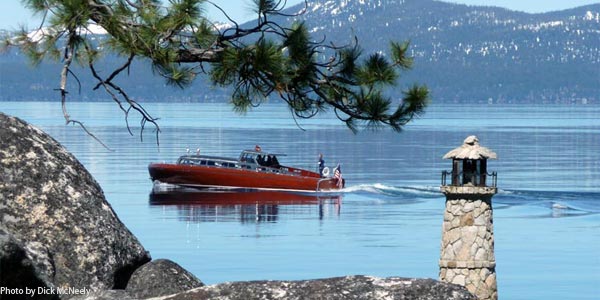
[149,187,342,223]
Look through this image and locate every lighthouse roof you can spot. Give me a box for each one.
[443,135,497,160]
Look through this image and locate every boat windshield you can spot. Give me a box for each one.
[240,152,257,164]
[240,151,282,168]
[178,157,205,165]
[177,156,239,168]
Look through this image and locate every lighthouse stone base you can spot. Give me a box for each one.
[439,186,498,300]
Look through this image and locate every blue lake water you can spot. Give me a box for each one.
[2,101,599,299]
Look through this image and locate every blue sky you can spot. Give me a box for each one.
[1,0,598,30]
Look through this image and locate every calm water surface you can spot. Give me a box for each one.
[2,102,599,299]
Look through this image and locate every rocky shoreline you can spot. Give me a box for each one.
[0,112,475,300]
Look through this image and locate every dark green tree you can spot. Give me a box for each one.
[6,0,429,145]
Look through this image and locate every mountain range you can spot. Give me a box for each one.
[1,0,599,104]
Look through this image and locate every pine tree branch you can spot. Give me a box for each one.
[12,0,430,141]
[84,45,161,144]
[59,32,113,151]
[92,52,135,90]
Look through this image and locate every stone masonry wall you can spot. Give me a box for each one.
[439,189,497,300]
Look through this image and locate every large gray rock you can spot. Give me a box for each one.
[125,259,204,298]
[71,290,136,300]
[0,228,57,300]
[0,113,150,297]
[157,275,475,300]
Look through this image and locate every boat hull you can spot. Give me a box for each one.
[148,163,343,192]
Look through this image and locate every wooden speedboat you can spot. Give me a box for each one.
[148,148,344,192]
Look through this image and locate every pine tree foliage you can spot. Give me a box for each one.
[6,0,429,137]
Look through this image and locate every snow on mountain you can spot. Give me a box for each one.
[213,22,233,32]
[272,0,599,103]
[22,23,108,44]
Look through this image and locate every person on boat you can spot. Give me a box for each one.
[257,155,265,165]
[271,155,280,168]
[318,153,325,176]
[264,155,273,167]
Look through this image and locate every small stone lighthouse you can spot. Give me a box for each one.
[439,136,498,300]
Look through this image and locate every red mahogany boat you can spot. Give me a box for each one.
[148,148,344,192]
